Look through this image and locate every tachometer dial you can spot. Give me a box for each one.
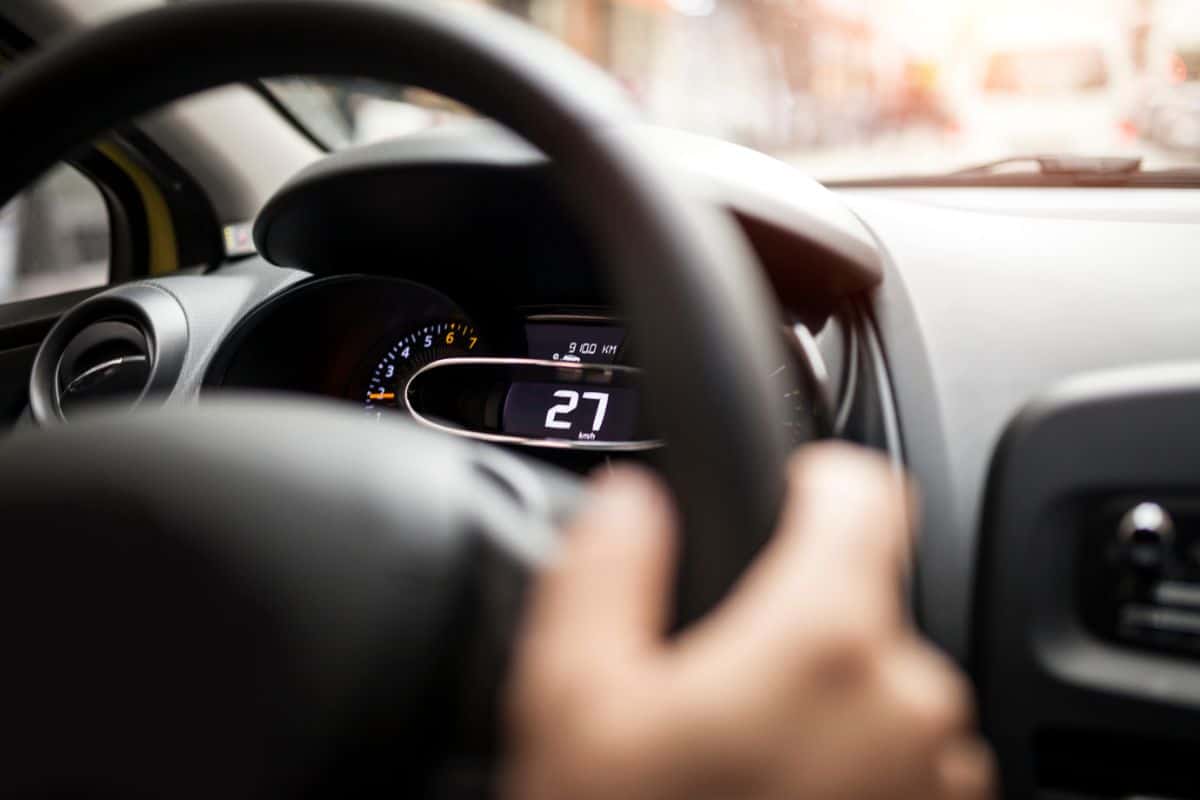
[363,321,481,415]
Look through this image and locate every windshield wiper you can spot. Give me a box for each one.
[948,155,1142,177]
[826,154,1200,189]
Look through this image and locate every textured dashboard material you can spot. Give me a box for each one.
[140,261,309,398]
[21,261,309,420]
[253,122,883,324]
[976,362,1200,799]
[847,187,1200,662]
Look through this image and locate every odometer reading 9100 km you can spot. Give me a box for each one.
[363,321,479,416]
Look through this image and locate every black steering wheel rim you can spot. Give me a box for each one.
[0,0,791,794]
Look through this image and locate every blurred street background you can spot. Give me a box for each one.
[6,0,1200,305]
[272,0,1200,178]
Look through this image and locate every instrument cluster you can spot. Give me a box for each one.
[207,275,829,460]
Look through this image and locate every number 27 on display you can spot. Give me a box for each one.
[544,390,609,432]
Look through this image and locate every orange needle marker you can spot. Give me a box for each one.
[368,392,396,401]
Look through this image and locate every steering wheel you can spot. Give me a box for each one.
[0,1,791,796]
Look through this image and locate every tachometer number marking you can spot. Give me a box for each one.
[362,320,481,414]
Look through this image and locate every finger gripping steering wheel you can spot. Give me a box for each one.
[0,1,790,795]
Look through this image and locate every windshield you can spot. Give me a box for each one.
[264,0,1200,182]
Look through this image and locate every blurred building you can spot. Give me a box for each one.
[476,0,882,149]
[291,0,1200,168]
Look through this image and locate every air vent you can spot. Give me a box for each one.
[56,320,151,418]
[29,285,188,424]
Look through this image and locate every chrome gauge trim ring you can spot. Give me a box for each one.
[403,356,664,451]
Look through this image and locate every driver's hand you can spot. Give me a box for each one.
[503,444,994,800]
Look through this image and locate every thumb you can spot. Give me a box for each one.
[523,466,678,672]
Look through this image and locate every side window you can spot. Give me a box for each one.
[0,164,110,305]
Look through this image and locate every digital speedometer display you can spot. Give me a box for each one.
[508,321,639,442]
[502,382,639,443]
